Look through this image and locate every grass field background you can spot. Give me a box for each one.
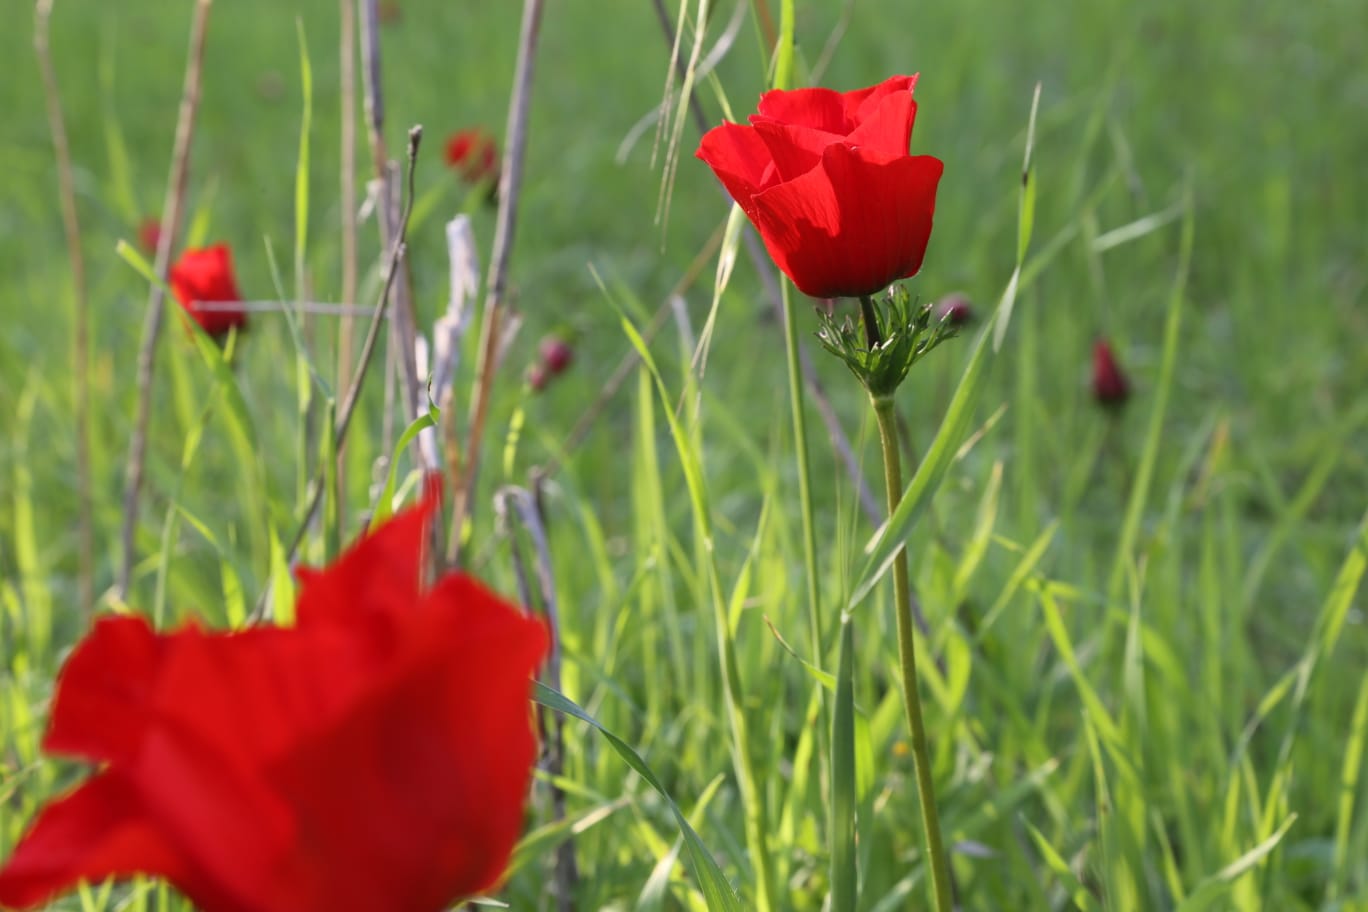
[2,0,1366,909]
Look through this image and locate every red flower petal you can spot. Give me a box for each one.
[845,92,918,157]
[754,74,918,136]
[294,495,432,630]
[270,575,547,907]
[749,120,836,183]
[754,85,850,133]
[0,772,215,912]
[750,144,943,298]
[168,245,246,338]
[0,500,546,912]
[695,121,780,217]
[43,615,167,766]
[840,74,918,124]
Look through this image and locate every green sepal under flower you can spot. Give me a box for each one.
[815,284,959,398]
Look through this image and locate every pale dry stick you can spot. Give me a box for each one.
[35,0,94,618]
[251,128,424,621]
[116,0,215,602]
[193,301,380,315]
[358,0,424,465]
[495,483,577,912]
[446,0,546,566]
[338,0,359,521]
[649,0,882,527]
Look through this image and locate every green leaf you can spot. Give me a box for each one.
[370,411,438,524]
[533,682,743,911]
[829,612,858,912]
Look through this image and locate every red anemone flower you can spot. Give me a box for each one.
[445,128,500,185]
[1092,338,1131,408]
[168,244,248,339]
[0,496,548,912]
[696,74,943,299]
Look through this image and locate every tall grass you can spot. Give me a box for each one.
[2,0,1365,909]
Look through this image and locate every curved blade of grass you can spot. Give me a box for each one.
[370,407,438,524]
[1175,814,1297,912]
[993,82,1042,351]
[533,682,743,911]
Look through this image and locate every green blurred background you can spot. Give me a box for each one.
[2,0,1366,908]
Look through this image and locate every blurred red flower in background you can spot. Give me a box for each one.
[445,128,500,185]
[935,292,974,326]
[539,336,573,375]
[0,497,548,912]
[138,218,162,254]
[696,74,943,299]
[1092,338,1130,408]
[168,244,247,339]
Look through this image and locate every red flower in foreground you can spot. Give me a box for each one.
[168,244,247,338]
[696,74,943,299]
[445,128,500,185]
[0,498,548,912]
[137,218,162,254]
[1092,338,1130,408]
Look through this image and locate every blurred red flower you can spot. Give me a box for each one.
[445,128,500,185]
[538,336,573,375]
[1092,338,1130,408]
[138,218,162,254]
[0,497,548,912]
[696,74,943,299]
[168,244,247,339]
[935,292,974,326]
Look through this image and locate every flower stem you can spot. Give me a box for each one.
[871,395,954,912]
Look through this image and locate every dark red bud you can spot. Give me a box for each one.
[1092,339,1130,408]
[539,337,573,375]
[138,219,162,254]
[935,293,974,326]
[528,364,548,392]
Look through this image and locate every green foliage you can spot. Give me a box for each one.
[1,0,1366,909]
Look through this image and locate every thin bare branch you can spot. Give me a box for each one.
[192,301,387,315]
[338,0,359,522]
[116,0,215,602]
[447,0,547,565]
[358,0,424,466]
[494,482,576,912]
[35,0,94,618]
[252,127,425,622]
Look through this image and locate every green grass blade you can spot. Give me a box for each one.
[829,611,857,912]
[533,682,743,911]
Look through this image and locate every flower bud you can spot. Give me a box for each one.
[934,292,974,326]
[527,364,548,392]
[138,218,162,254]
[538,336,573,375]
[1091,338,1130,409]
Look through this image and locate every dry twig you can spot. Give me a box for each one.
[34,0,94,617]
[447,0,547,565]
[116,0,215,602]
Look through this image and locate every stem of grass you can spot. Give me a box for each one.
[871,394,953,912]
